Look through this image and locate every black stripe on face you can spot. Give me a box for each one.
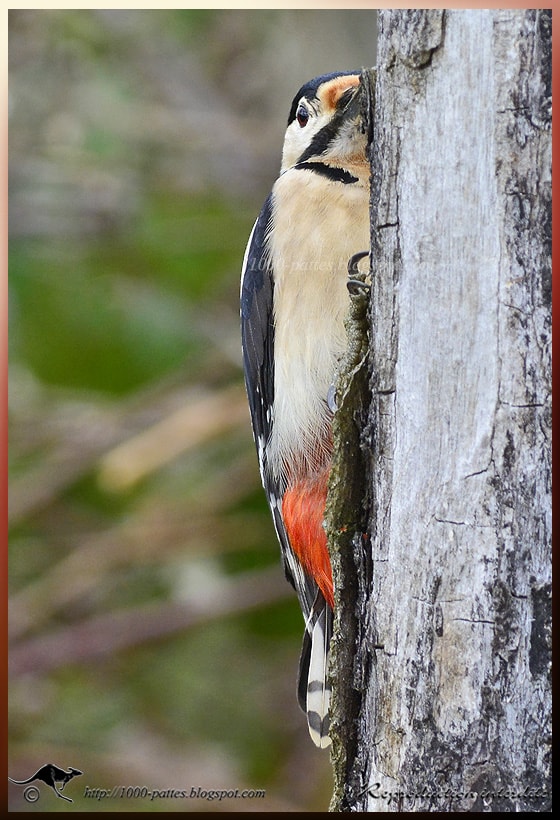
[295,161,358,184]
[295,109,348,165]
[295,83,362,166]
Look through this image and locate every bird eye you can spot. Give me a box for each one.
[296,105,309,127]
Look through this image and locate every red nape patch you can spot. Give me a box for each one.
[282,470,334,609]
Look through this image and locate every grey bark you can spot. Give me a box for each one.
[327,9,551,813]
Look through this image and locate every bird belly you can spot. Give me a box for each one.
[266,168,369,484]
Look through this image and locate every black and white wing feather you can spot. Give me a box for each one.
[240,194,316,611]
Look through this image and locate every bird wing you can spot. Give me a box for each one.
[240,194,317,616]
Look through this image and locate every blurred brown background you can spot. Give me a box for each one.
[8,9,376,812]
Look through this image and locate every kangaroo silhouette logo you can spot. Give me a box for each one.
[8,763,83,803]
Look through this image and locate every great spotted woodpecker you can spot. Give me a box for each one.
[240,71,370,747]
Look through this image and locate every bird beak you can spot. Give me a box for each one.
[341,82,363,121]
[338,79,368,143]
[358,68,375,144]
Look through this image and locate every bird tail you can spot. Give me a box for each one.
[298,592,333,748]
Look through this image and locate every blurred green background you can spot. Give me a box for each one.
[8,9,376,812]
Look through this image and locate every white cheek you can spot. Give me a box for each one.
[281,127,305,170]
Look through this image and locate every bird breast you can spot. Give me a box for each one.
[265,166,370,483]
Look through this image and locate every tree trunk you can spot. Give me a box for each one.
[327,8,551,812]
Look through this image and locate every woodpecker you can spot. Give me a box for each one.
[240,71,370,747]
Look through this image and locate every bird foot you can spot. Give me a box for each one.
[347,251,371,295]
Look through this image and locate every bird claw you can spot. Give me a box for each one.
[327,383,338,413]
[347,251,371,295]
[347,277,371,295]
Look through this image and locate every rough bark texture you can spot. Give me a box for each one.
[327,9,551,813]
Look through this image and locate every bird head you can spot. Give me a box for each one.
[280,71,368,173]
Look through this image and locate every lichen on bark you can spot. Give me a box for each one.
[325,68,377,812]
[325,270,373,812]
